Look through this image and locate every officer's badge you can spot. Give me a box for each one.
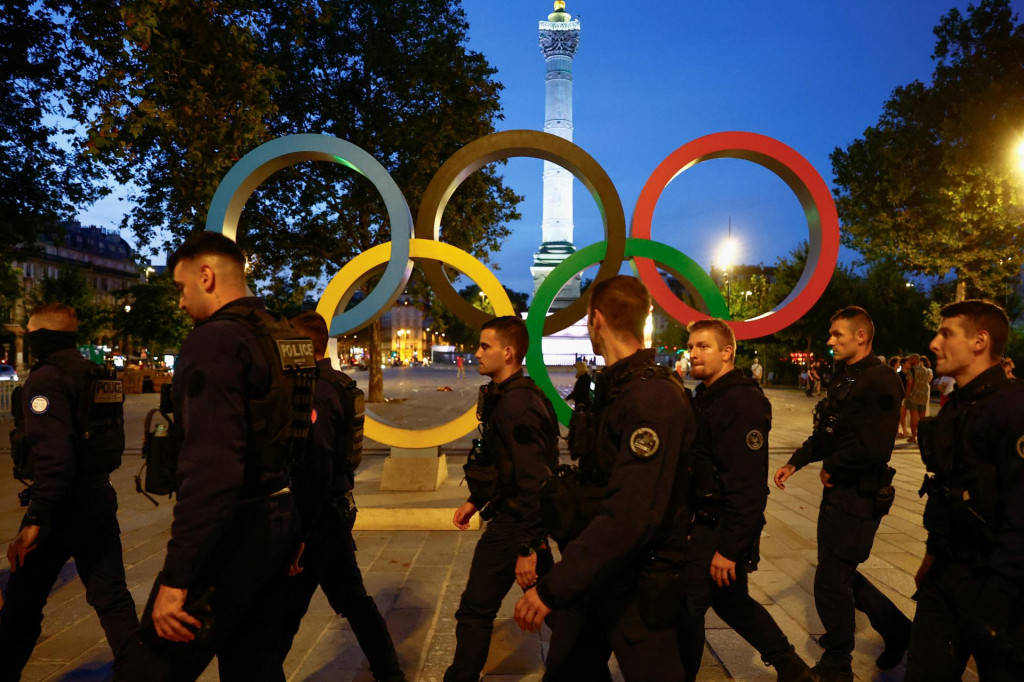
[629,427,660,460]
[1017,434,1024,461]
[30,395,49,415]
[746,430,765,450]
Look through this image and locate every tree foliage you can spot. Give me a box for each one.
[1,1,91,303]
[831,0,1024,300]
[26,268,110,343]
[113,272,192,354]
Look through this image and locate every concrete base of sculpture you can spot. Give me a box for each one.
[380,447,448,491]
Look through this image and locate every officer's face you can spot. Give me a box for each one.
[475,328,508,379]
[687,329,732,385]
[827,319,860,363]
[930,316,976,382]
[173,259,211,322]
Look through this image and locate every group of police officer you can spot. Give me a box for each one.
[2,231,1021,681]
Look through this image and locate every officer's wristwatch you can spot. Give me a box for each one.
[518,540,548,557]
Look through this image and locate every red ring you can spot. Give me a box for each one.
[630,131,840,340]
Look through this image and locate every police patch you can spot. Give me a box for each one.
[30,395,49,414]
[1017,434,1024,460]
[746,430,765,450]
[629,427,660,459]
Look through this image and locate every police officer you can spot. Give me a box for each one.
[445,316,560,682]
[1,302,138,679]
[278,311,407,682]
[121,232,312,680]
[514,275,695,682]
[774,306,911,682]
[906,300,1024,681]
[682,319,815,682]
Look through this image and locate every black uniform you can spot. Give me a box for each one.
[278,358,405,682]
[537,349,695,682]
[906,364,1024,681]
[123,298,307,681]
[0,337,138,678]
[787,354,911,673]
[681,369,806,679]
[445,369,560,682]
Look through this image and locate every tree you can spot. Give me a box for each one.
[26,268,110,344]
[0,1,90,304]
[56,0,281,254]
[831,0,1024,300]
[239,0,521,401]
[113,272,191,356]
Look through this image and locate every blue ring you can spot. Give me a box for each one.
[205,134,413,334]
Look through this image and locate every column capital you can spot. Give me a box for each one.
[539,21,580,58]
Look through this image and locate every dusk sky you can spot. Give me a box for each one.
[78,0,997,299]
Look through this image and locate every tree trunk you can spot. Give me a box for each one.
[955,276,967,302]
[368,317,384,403]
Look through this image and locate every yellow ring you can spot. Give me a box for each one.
[317,238,514,448]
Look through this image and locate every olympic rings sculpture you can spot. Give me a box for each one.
[206,129,839,441]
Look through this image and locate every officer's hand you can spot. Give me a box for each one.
[819,468,834,488]
[288,542,306,577]
[914,553,935,589]
[152,585,202,642]
[7,525,40,572]
[453,501,477,530]
[516,553,539,590]
[514,587,551,632]
[774,464,796,490]
[710,552,737,587]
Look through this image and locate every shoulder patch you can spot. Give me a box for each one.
[513,424,533,445]
[30,395,49,415]
[629,427,660,460]
[746,429,765,450]
[1017,434,1024,461]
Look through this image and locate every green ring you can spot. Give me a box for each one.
[526,237,728,425]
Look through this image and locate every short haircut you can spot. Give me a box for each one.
[481,315,529,364]
[906,353,921,362]
[28,302,79,332]
[888,356,901,368]
[588,275,650,341]
[941,299,1010,360]
[290,310,329,357]
[687,318,736,352]
[168,231,246,277]
[830,306,874,344]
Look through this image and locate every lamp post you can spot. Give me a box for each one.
[716,219,737,317]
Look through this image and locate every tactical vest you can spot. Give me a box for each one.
[464,374,559,518]
[317,369,365,477]
[205,304,317,475]
[918,380,1008,556]
[543,361,691,546]
[11,353,124,482]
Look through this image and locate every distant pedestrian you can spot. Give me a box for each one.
[750,358,764,385]
[456,354,465,378]
[897,357,912,438]
[904,354,929,444]
[1001,355,1016,378]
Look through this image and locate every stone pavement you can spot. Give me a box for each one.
[0,371,976,681]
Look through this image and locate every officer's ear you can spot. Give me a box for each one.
[198,263,216,293]
[503,345,514,364]
[973,329,991,356]
[722,344,735,363]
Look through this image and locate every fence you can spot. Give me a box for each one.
[0,379,23,422]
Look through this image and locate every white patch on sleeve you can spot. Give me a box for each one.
[30,395,50,415]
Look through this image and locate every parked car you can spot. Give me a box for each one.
[0,364,18,381]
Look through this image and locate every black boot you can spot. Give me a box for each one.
[810,662,853,682]
[766,645,819,682]
[875,621,911,669]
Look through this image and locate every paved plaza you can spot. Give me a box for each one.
[0,367,974,681]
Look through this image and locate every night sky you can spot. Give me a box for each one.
[78,0,995,299]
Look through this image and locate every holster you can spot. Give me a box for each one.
[539,464,606,547]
